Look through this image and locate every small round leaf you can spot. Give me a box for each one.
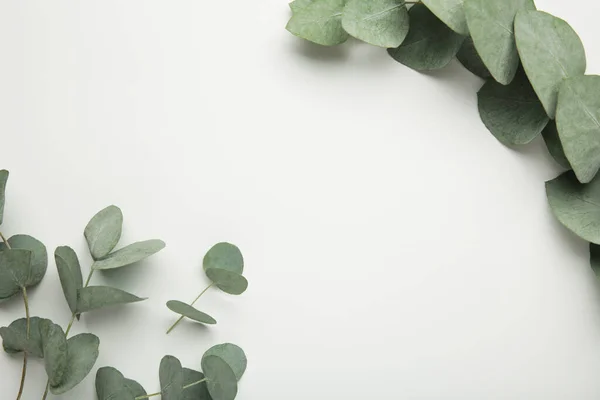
[85,205,123,260]
[0,317,48,357]
[160,355,184,400]
[167,300,217,325]
[50,333,100,395]
[201,355,238,400]
[342,0,409,48]
[203,243,244,274]
[182,368,211,400]
[95,367,136,400]
[92,239,165,270]
[40,320,68,387]
[286,0,349,46]
[203,343,247,381]
[205,268,248,295]
[0,234,48,288]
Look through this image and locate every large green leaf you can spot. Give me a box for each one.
[286,0,349,46]
[514,10,586,118]
[124,378,147,398]
[422,0,468,35]
[92,239,165,270]
[388,4,465,71]
[0,249,32,299]
[203,343,247,381]
[464,0,534,85]
[290,0,314,13]
[0,170,8,225]
[40,320,68,387]
[201,355,238,400]
[182,368,210,400]
[205,268,248,295]
[203,243,244,274]
[556,75,600,183]
[477,69,549,145]
[0,234,48,289]
[456,37,490,79]
[76,286,146,313]
[85,206,123,260]
[341,0,409,48]
[160,355,184,400]
[167,300,217,325]
[542,121,571,169]
[590,244,600,276]
[50,333,100,394]
[0,317,48,357]
[55,246,83,315]
[546,171,600,244]
[96,367,136,400]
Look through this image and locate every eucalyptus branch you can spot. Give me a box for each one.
[166,283,214,334]
[134,378,208,400]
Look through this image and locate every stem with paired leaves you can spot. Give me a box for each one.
[134,378,208,399]
[166,283,214,334]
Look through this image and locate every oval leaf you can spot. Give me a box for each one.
[167,300,217,325]
[201,355,238,400]
[92,239,165,270]
[50,333,100,395]
[203,242,244,274]
[203,343,247,381]
[556,75,600,183]
[464,0,535,85]
[286,0,349,46]
[0,249,32,299]
[40,320,68,387]
[160,355,184,400]
[0,234,48,289]
[0,317,48,357]
[422,0,468,35]
[542,121,571,169]
[290,0,314,13]
[477,69,549,145]
[515,10,586,118]
[205,268,248,295]
[55,246,83,315]
[387,4,465,71]
[76,286,146,313]
[341,0,409,48]
[456,37,490,79]
[124,378,147,398]
[0,169,8,225]
[546,171,600,244]
[182,368,211,400]
[96,367,135,400]
[85,205,123,260]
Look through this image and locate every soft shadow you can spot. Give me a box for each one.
[100,262,154,288]
[291,38,351,63]
[165,318,212,336]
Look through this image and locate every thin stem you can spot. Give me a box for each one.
[135,391,162,399]
[83,268,95,288]
[15,276,31,400]
[41,383,49,400]
[0,231,10,248]
[166,283,214,334]
[183,378,208,389]
[15,353,28,400]
[133,378,208,399]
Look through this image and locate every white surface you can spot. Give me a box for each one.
[1,1,600,399]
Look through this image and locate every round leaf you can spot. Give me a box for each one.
[205,268,248,295]
[341,0,409,48]
[85,205,123,260]
[286,0,349,46]
[464,0,535,85]
[290,0,314,13]
[546,171,600,244]
[0,249,32,299]
[203,343,247,381]
[167,300,217,325]
[422,0,468,35]
[515,10,586,118]
[477,69,549,145]
[92,239,166,270]
[542,121,571,170]
[40,320,68,387]
[160,355,184,400]
[0,169,8,225]
[0,317,48,357]
[203,242,244,274]
[456,37,490,79]
[556,75,600,183]
[387,4,465,71]
[55,246,83,315]
[182,368,211,400]
[96,367,136,400]
[124,378,147,398]
[50,333,100,395]
[0,234,48,288]
[76,286,146,314]
[201,355,238,400]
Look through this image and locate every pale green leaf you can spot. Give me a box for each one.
[205,268,248,295]
[92,239,165,270]
[203,242,244,274]
[0,249,32,299]
[0,234,48,289]
[55,246,83,315]
[286,0,349,46]
[85,206,123,260]
[167,300,217,325]
[160,355,184,400]
[76,286,146,313]
[422,0,468,35]
[203,343,247,381]
[0,169,8,225]
[542,122,571,169]
[290,0,314,12]
[456,37,490,79]
[182,369,210,400]
[124,378,147,398]
[341,0,409,48]
[50,333,100,395]
[201,355,238,400]
[0,317,48,357]
[96,367,136,400]
[40,320,68,387]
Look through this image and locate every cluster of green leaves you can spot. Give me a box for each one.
[96,343,247,400]
[286,1,600,275]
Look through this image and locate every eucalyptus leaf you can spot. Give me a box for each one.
[387,4,465,71]
[40,320,68,387]
[286,0,349,46]
[160,355,184,400]
[0,169,8,225]
[546,171,600,244]
[477,69,549,145]
[205,268,249,295]
[50,333,100,395]
[464,0,535,85]
[76,286,146,313]
[203,242,244,274]
[85,205,123,260]
[203,343,247,381]
[96,367,135,400]
[556,75,600,183]
[124,378,147,398]
[422,0,468,35]
[542,121,571,169]
[0,249,32,299]
[0,234,48,289]
[590,244,600,277]
[182,368,210,400]
[514,10,586,118]
[0,317,48,357]
[55,246,83,315]
[92,239,166,270]
[290,0,314,13]
[341,0,409,48]
[456,37,490,79]
[167,300,217,325]
[201,355,238,400]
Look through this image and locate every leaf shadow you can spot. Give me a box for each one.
[290,38,352,63]
[98,262,154,292]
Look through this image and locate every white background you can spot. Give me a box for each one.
[1,0,600,399]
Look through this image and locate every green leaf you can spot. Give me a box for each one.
[203,343,247,381]
[40,320,68,387]
[542,121,571,169]
[0,317,48,357]
[203,242,244,275]
[286,0,349,46]
[50,333,100,395]
[160,355,184,400]
[341,0,409,48]
[76,286,146,313]
[0,169,8,225]
[556,75,600,183]
[166,300,217,325]
[546,171,600,244]
[92,239,166,270]
[85,205,123,260]
[182,369,210,400]
[464,0,534,85]
[590,244,600,277]
[514,10,586,118]
[205,268,248,295]
[201,355,238,400]
[55,246,83,315]
[387,4,465,71]
[290,0,314,12]
[0,234,48,289]
[456,37,490,79]
[422,0,468,35]
[477,69,549,145]
[96,367,136,400]
[0,249,32,299]
[124,378,147,398]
